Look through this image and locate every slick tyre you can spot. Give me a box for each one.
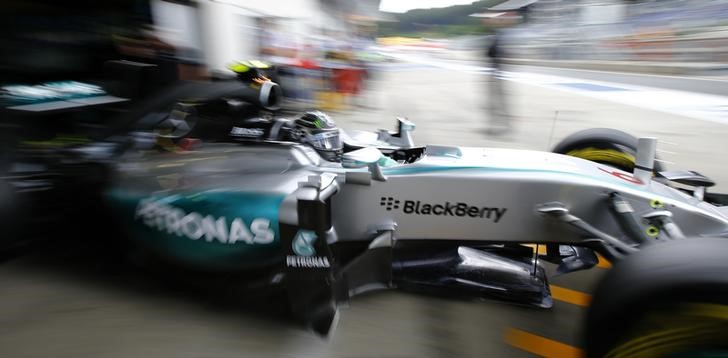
[553,128,662,172]
[584,238,728,358]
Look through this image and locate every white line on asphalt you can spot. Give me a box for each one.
[518,65,728,83]
[504,71,728,126]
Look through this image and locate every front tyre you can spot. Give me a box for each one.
[584,238,728,357]
[553,128,662,173]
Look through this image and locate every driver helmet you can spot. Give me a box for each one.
[292,111,342,162]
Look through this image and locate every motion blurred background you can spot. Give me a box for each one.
[2,0,728,357]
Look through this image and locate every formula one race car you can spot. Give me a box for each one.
[4,83,728,357]
[92,108,728,357]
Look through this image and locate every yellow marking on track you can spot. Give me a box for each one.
[524,245,612,269]
[505,328,583,358]
[523,244,547,255]
[550,285,592,307]
[596,253,612,269]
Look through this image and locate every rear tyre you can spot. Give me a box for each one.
[584,238,728,357]
[552,128,662,172]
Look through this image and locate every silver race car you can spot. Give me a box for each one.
[102,110,728,357]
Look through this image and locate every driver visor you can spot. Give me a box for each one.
[307,130,342,151]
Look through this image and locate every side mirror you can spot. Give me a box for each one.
[342,147,387,181]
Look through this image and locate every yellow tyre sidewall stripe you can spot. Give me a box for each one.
[565,148,635,169]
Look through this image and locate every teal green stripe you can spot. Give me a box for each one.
[382,165,644,190]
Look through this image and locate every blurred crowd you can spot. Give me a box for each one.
[256,18,383,111]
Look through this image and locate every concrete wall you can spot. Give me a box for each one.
[195,0,333,72]
[578,0,626,25]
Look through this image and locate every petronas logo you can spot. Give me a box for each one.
[292,230,317,256]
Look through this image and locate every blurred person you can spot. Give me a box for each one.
[258,19,312,102]
[258,19,298,61]
[0,0,206,96]
[113,23,208,85]
[113,24,180,85]
[295,41,323,103]
[351,30,379,109]
[485,32,511,135]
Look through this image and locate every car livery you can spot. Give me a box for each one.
[107,190,286,269]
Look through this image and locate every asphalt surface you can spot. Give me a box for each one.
[506,65,728,97]
[2,55,728,357]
